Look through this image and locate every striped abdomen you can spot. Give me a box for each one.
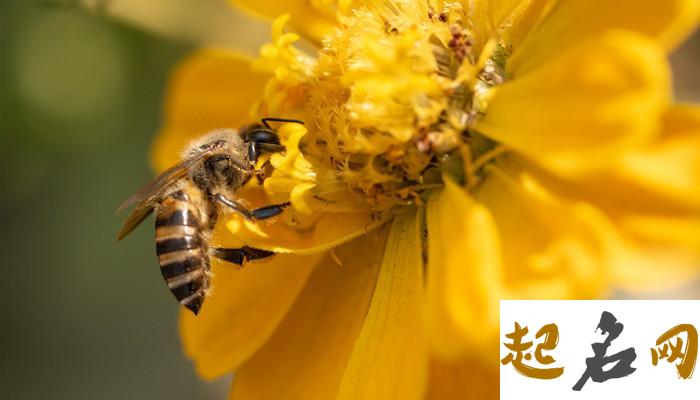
[155,189,209,315]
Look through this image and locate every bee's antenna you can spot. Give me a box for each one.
[261,117,305,130]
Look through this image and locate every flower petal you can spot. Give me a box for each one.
[493,104,700,292]
[474,165,616,299]
[506,0,556,50]
[495,154,700,293]
[470,0,528,45]
[470,0,554,48]
[152,50,269,171]
[611,105,700,288]
[425,178,503,359]
[180,243,323,379]
[427,356,499,400]
[226,197,386,254]
[616,104,700,209]
[229,231,386,399]
[495,105,700,214]
[338,210,428,400]
[612,213,700,292]
[477,31,670,177]
[229,0,338,43]
[474,0,526,28]
[509,0,700,75]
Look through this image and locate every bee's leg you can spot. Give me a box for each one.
[211,246,275,266]
[215,194,290,221]
[215,194,255,221]
[248,141,285,164]
[248,142,260,165]
[250,202,291,220]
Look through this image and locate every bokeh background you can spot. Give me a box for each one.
[0,1,698,399]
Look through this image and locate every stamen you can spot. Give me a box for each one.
[473,145,506,171]
[258,1,511,213]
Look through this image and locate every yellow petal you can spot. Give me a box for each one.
[475,0,525,28]
[624,213,700,252]
[229,231,386,399]
[338,210,428,400]
[616,104,700,209]
[495,154,700,293]
[470,0,528,45]
[226,195,387,254]
[425,178,503,359]
[427,355,499,400]
[469,0,555,49]
[507,0,556,50]
[266,123,314,183]
[477,31,670,177]
[180,247,324,380]
[474,165,616,299]
[152,50,269,171]
[229,0,338,43]
[664,103,700,136]
[509,0,700,75]
[612,213,700,292]
[495,105,700,213]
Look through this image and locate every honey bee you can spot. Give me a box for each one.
[117,118,301,315]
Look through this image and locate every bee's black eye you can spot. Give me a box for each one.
[248,129,280,145]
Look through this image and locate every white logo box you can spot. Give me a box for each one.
[500,300,700,399]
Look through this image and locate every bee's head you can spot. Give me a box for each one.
[185,126,286,194]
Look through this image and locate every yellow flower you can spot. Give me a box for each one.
[151,0,700,398]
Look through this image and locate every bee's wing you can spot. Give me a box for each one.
[116,143,221,240]
[115,164,188,241]
[117,205,155,241]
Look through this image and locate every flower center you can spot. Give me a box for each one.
[258,1,508,212]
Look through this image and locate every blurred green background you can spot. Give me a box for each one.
[0,1,698,399]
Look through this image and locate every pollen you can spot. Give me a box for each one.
[255,1,508,212]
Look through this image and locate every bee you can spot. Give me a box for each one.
[117,118,301,315]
